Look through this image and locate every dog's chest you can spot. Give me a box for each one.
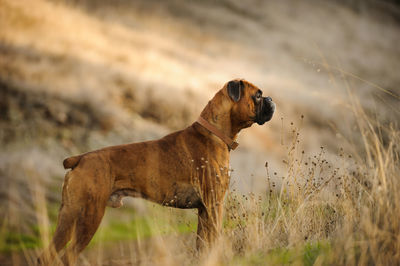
[161,182,202,209]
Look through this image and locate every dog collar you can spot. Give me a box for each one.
[196,116,239,151]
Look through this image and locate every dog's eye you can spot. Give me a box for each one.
[256,91,262,100]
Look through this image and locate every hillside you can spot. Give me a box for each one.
[0,0,399,265]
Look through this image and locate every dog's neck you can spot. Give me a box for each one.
[196,116,239,150]
[199,92,244,141]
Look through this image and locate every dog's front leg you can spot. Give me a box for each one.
[196,203,224,251]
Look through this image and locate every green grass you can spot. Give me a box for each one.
[91,214,197,245]
[0,202,59,253]
[0,203,198,253]
[232,241,331,266]
[302,241,330,266]
[0,231,40,252]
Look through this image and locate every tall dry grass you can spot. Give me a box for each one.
[193,92,399,265]
[2,85,398,265]
[197,93,398,265]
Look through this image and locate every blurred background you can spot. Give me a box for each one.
[0,0,399,264]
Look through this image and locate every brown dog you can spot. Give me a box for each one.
[38,79,275,265]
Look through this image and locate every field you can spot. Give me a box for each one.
[1,0,399,265]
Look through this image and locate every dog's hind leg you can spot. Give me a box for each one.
[37,173,78,265]
[38,205,79,265]
[39,158,112,265]
[60,197,107,266]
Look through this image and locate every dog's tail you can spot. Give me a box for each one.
[63,155,83,169]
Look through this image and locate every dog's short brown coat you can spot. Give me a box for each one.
[38,79,275,265]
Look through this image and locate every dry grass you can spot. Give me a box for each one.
[1,89,399,265]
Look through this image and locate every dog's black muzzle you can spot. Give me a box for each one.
[255,96,275,125]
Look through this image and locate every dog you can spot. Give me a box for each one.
[37,79,275,265]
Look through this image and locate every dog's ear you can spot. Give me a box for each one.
[227,80,243,102]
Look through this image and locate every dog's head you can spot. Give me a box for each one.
[225,79,275,128]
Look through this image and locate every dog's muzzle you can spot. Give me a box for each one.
[256,96,275,125]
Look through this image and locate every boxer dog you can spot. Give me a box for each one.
[38,79,275,265]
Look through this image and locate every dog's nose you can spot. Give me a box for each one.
[265,96,272,101]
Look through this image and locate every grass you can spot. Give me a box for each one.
[238,241,331,266]
[1,102,399,265]
[0,202,198,252]
[91,204,198,245]
[1,86,399,265]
